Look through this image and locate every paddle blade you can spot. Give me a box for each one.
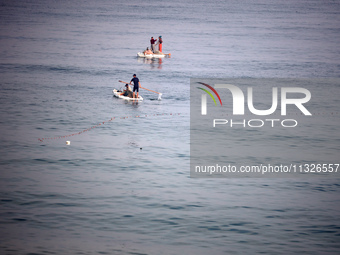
[158,93,162,100]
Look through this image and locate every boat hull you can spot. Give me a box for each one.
[137,52,165,58]
[113,89,143,101]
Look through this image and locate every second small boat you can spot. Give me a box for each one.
[137,52,166,58]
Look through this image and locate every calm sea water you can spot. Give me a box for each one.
[1,0,340,254]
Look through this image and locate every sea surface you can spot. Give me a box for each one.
[0,0,340,254]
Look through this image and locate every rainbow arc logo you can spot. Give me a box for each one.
[197,82,222,115]
[197,82,223,106]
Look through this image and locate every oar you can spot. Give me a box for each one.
[118,80,133,88]
[118,80,162,100]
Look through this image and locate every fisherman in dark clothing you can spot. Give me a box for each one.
[130,74,141,99]
[150,37,157,52]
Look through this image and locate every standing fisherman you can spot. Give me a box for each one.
[150,37,157,53]
[158,36,163,52]
[130,74,140,99]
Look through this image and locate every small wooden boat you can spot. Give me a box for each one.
[137,51,171,58]
[112,89,143,101]
[137,52,165,58]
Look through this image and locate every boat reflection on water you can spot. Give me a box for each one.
[137,57,163,69]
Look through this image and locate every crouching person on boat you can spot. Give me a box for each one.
[120,84,133,98]
[143,47,153,55]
